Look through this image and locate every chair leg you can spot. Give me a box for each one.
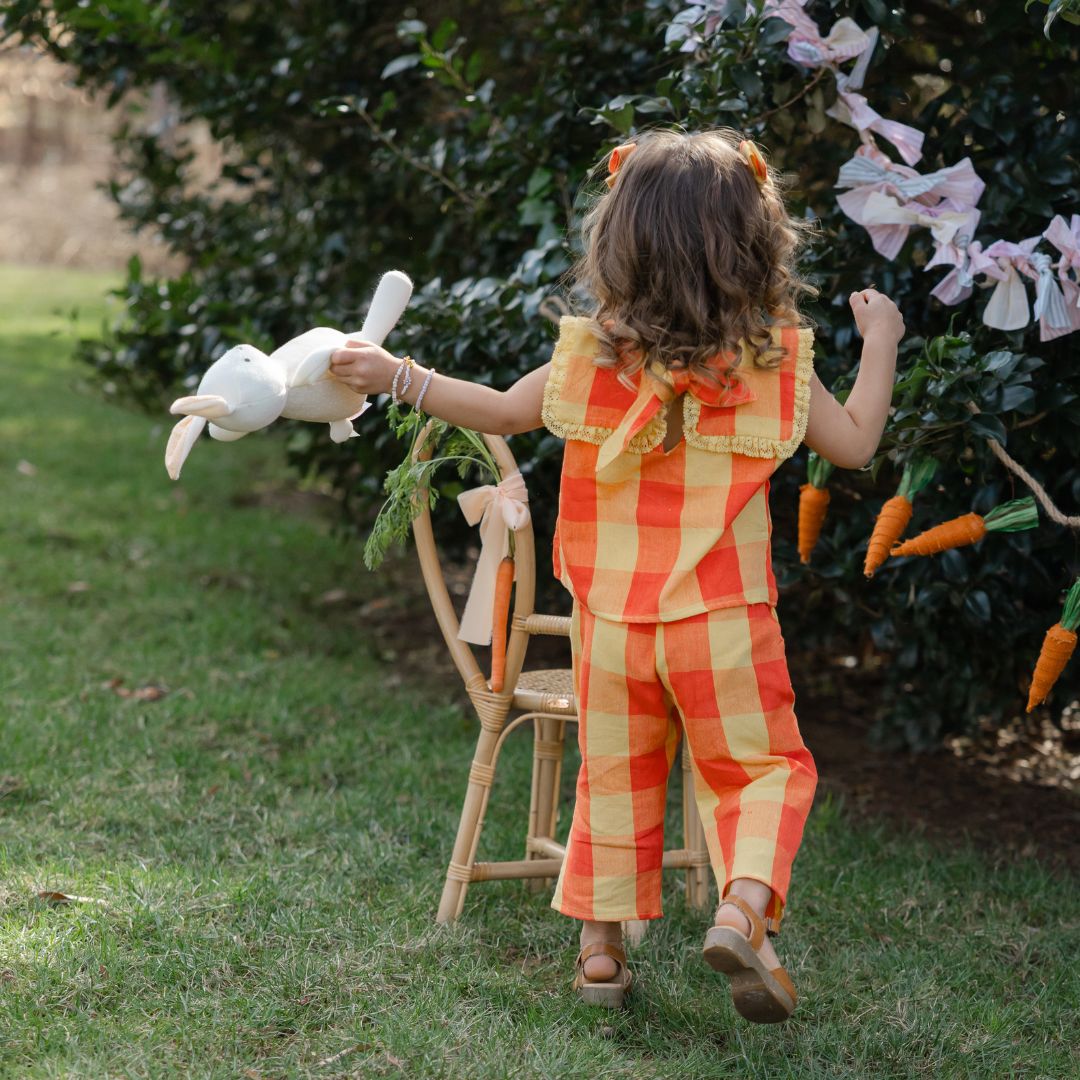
[435,722,503,924]
[682,741,712,911]
[525,714,565,892]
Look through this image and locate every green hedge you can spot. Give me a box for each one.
[6,0,1078,748]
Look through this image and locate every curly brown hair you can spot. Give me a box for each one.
[568,127,819,387]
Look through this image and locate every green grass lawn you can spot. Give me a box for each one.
[1,264,1078,1079]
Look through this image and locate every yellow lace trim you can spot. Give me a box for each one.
[542,318,813,460]
[683,326,814,460]
[625,413,668,454]
[541,316,667,451]
[541,317,607,444]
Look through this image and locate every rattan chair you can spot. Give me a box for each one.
[410,421,712,924]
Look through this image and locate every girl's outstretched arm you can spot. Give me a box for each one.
[803,288,904,470]
[329,341,549,435]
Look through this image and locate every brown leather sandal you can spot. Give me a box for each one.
[702,894,797,1024]
[572,941,632,1009]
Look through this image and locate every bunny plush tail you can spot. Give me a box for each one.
[166,415,207,480]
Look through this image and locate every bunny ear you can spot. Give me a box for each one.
[165,415,207,480]
[169,394,233,419]
[357,270,413,347]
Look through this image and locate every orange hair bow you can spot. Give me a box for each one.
[738,139,768,188]
[605,142,637,189]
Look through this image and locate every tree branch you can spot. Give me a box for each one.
[353,102,478,209]
[750,66,828,126]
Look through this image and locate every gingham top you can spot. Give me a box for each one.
[541,316,814,622]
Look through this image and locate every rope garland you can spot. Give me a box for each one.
[965,401,1080,530]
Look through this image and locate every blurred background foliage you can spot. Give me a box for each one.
[4,0,1078,748]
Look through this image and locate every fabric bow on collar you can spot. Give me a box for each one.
[594,358,757,482]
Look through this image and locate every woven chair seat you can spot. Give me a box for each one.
[513,668,576,715]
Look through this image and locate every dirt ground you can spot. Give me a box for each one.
[322,543,1080,879]
[784,660,1080,876]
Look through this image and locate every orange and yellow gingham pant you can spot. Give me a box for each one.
[551,600,817,932]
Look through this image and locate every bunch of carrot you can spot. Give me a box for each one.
[889,495,1038,558]
[1027,577,1080,712]
[798,451,835,564]
[863,455,938,578]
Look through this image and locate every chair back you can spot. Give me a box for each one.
[410,420,538,697]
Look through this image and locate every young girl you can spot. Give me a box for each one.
[330,128,904,1021]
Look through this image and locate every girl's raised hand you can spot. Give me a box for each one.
[329,340,398,395]
[849,287,905,346]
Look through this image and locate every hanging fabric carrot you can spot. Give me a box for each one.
[489,554,516,692]
[889,495,1038,557]
[1027,578,1080,712]
[798,451,835,564]
[864,454,938,578]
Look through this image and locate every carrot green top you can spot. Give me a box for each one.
[807,450,834,489]
[896,454,938,501]
[1059,577,1080,633]
[983,495,1039,532]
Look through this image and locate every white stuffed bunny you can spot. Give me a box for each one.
[165,270,413,479]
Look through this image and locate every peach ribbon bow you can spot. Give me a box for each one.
[595,360,757,483]
[456,471,531,645]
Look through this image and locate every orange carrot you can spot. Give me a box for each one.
[864,495,913,577]
[798,451,834,564]
[1027,579,1080,712]
[863,455,937,578]
[489,555,515,692]
[890,496,1038,558]
[798,485,831,564]
[890,513,984,555]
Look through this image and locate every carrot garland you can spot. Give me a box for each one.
[863,455,938,578]
[489,554,515,692]
[889,495,1038,558]
[1027,578,1080,712]
[798,452,835,564]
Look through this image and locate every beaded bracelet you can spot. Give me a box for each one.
[390,357,405,403]
[390,355,415,405]
[414,367,436,414]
